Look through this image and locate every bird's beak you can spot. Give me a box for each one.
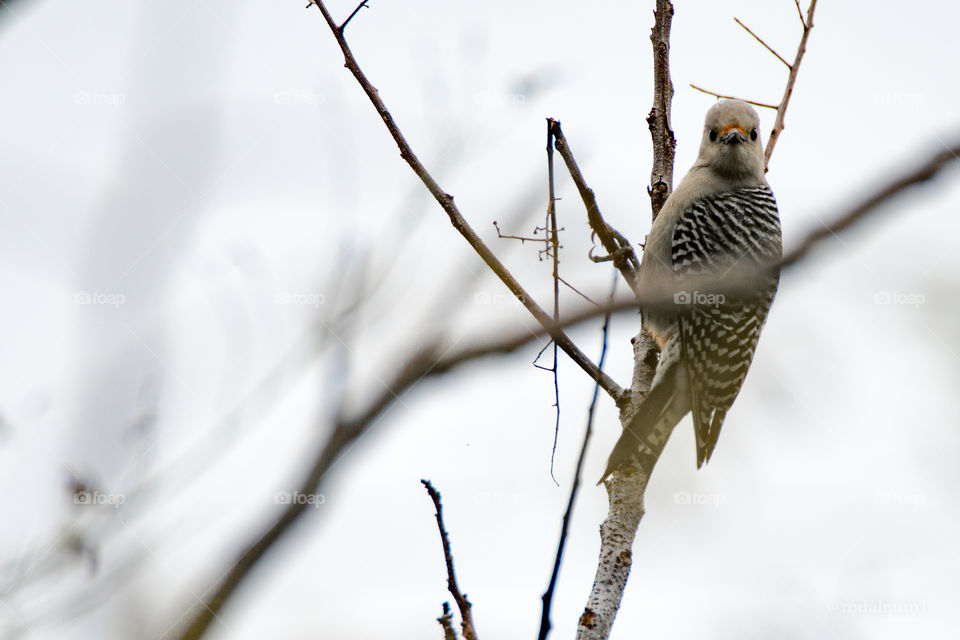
[721,126,747,145]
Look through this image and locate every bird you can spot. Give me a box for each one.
[600,99,782,483]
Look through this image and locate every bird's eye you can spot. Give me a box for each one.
[750,128,758,141]
[708,129,717,142]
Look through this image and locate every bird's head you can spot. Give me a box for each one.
[696,100,765,181]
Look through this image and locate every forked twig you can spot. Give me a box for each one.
[765,0,818,166]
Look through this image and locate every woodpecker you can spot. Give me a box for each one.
[601,100,782,482]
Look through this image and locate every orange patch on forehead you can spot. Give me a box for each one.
[720,124,747,135]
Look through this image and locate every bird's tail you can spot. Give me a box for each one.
[598,362,688,484]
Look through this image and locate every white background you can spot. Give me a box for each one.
[1,0,958,638]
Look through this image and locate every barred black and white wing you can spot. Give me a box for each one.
[671,186,782,467]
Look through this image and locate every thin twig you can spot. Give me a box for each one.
[557,275,598,306]
[734,17,791,68]
[547,122,562,486]
[493,220,545,244]
[337,0,368,33]
[765,0,818,167]
[793,0,806,26]
[689,84,778,110]
[307,0,625,406]
[538,272,618,640]
[437,602,458,640]
[422,480,478,640]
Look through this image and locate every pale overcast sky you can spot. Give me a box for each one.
[1,1,959,638]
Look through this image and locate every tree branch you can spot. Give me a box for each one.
[305,0,625,406]
[764,0,817,167]
[546,121,563,485]
[646,0,676,219]
[734,17,791,68]
[422,480,477,640]
[549,120,643,297]
[689,84,778,110]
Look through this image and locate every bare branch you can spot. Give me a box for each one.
[765,0,818,167]
[793,0,806,26]
[422,480,478,640]
[549,119,642,297]
[337,0,368,33]
[492,220,544,243]
[546,121,563,485]
[646,0,677,218]
[734,17,791,68]
[437,603,458,640]
[306,0,625,406]
[689,84,778,110]
[557,275,599,306]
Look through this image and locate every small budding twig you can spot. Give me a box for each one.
[689,84,778,110]
[689,0,818,169]
[422,480,478,640]
[437,602,458,640]
[765,0,818,166]
[337,0,369,32]
[734,17,791,68]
